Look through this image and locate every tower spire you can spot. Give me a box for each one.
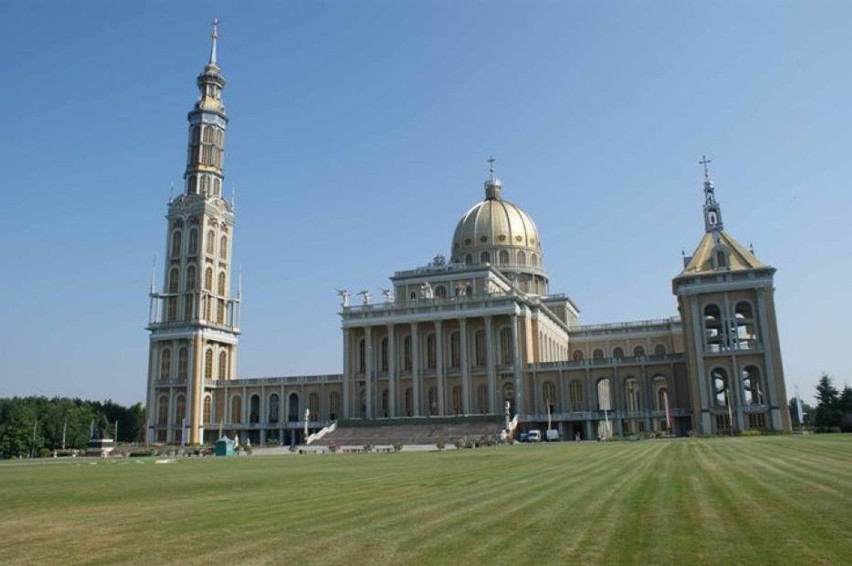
[209,18,219,66]
[699,154,723,233]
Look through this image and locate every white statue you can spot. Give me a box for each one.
[336,288,350,307]
[381,288,394,303]
[420,281,433,299]
[357,290,372,305]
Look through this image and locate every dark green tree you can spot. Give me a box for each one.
[840,386,852,432]
[814,374,841,431]
[0,400,40,457]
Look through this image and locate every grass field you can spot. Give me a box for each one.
[1,435,850,565]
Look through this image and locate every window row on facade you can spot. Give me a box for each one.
[157,391,341,426]
[157,343,231,381]
[571,343,669,361]
[169,228,228,260]
[461,250,540,267]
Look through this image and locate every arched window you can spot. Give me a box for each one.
[358,339,366,373]
[434,285,447,299]
[453,385,464,415]
[733,301,757,350]
[625,377,641,412]
[203,395,212,424]
[218,350,228,379]
[742,366,764,405]
[498,250,509,265]
[653,376,668,411]
[572,350,584,361]
[168,268,179,293]
[428,387,438,415]
[633,346,645,357]
[188,228,198,254]
[213,178,221,196]
[612,347,624,359]
[531,254,539,267]
[543,382,556,414]
[711,368,730,406]
[177,347,188,379]
[268,394,279,423]
[249,394,260,424]
[403,335,412,370]
[476,384,488,414]
[188,176,198,194]
[517,251,526,265]
[569,380,583,411]
[218,271,226,295]
[465,254,473,265]
[474,330,486,366]
[450,332,460,368]
[185,265,196,291]
[200,174,210,195]
[329,391,340,420]
[426,334,436,369]
[597,378,612,411]
[157,395,169,424]
[230,395,242,423]
[170,230,182,258]
[184,295,193,320]
[204,268,213,291]
[220,235,227,260]
[654,344,667,356]
[704,304,723,352]
[160,348,171,379]
[204,348,213,379]
[466,285,473,296]
[175,394,186,424]
[309,392,320,418]
[203,125,214,143]
[380,337,388,372]
[401,388,412,417]
[206,230,215,255]
[166,297,177,322]
[500,327,512,365]
[593,348,604,360]
[288,394,300,422]
[481,251,491,264]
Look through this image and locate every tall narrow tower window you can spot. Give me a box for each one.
[217,271,226,295]
[183,296,194,320]
[201,175,210,196]
[188,177,197,194]
[220,235,228,259]
[175,394,186,423]
[168,268,180,293]
[204,268,213,291]
[157,395,169,424]
[213,178,221,196]
[204,348,213,379]
[206,230,215,254]
[188,229,198,254]
[160,348,171,380]
[177,347,188,379]
[185,265,196,291]
[218,350,228,379]
[170,230,182,257]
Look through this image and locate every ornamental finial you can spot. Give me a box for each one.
[209,18,219,65]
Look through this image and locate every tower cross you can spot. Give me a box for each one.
[487,155,496,180]
[699,155,712,179]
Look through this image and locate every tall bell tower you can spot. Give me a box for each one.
[673,158,790,434]
[146,20,240,445]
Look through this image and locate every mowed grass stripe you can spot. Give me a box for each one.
[1,436,850,565]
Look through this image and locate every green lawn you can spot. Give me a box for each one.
[1,435,850,565]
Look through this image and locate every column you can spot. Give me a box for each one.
[411,322,421,417]
[145,342,157,443]
[511,314,523,415]
[365,326,373,419]
[387,324,396,418]
[460,318,470,414]
[435,320,445,415]
[485,316,496,413]
[342,328,351,419]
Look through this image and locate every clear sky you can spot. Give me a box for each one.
[1,1,850,406]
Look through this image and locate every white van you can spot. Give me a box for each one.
[527,430,542,442]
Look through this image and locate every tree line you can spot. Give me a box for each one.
[0,397,145,458]
[789,373,852,432]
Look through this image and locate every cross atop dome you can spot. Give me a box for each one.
[484,155,502,199]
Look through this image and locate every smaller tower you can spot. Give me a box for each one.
[673,158,791,434]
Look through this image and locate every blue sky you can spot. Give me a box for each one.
[1,1,849,406]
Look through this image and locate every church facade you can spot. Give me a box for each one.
[145,27,792,445]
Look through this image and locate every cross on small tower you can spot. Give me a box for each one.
[487,155,496,180]
[699,155,712,179]
[212,18,219,38]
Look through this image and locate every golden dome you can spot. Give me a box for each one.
[451,176,549,294]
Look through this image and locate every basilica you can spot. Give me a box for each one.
[145,26,792,446]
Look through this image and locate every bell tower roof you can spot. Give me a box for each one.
[679,157,765,275]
